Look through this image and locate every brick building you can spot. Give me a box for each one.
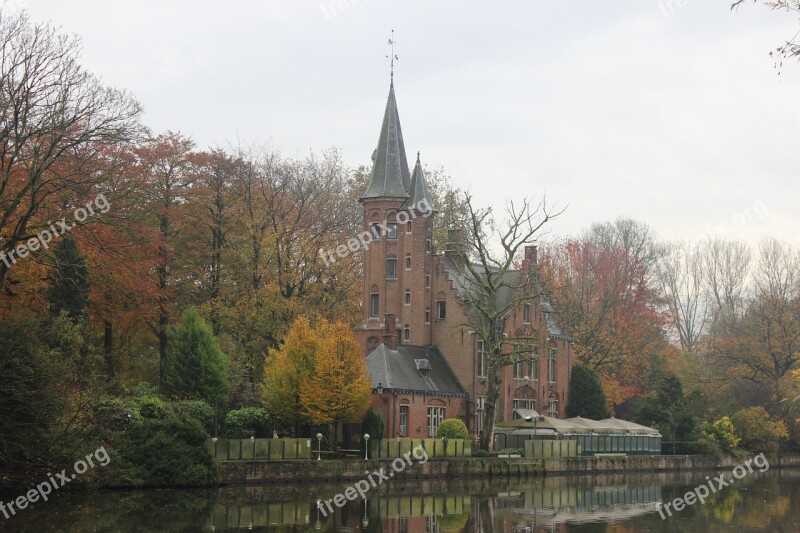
[356,80,573,441]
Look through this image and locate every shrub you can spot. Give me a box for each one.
[225,407,271,438]
[733,407,789,456]
[135,395,170,419]
[105,415,218,487]
[173,400,215,435]
[362,408,385,440]
[701,416,740,453]
[437,418,469,440]
[473,449,489,458]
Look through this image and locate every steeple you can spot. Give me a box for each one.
[402,152,436,212]
[361,82,411,200]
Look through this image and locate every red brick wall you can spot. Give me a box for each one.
[370,392,467,438]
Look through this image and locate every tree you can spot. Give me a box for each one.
[700,416,740,453]
[261,316,319,434]
[0,9,142,289]
[732,1,800,71]
[658,241,707,353]
[542,218,667,406]
[733,406,789,455]
[634,374,697,454]
[45,234,90,320]
[566,364,611,419]
[160,308,229,408]
[450,194,561,450]
[300,320,371,445]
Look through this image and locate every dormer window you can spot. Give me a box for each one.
[415,359,432,377]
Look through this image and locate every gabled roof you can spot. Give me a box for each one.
[361,83,411,200]
[365,344,466,397]
[401,153,436,212]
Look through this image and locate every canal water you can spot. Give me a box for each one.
[2,469,798,532]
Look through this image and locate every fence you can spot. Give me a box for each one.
[370,438,472,459]
[207,438,312,460]
[524,440,579,458]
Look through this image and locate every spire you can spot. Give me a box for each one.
[402,152,436,212]
[361,82,411,200]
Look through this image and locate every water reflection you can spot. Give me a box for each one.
[6,469,800,531]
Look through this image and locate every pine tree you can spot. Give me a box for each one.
[45,234,90,320]
[566,363,611,419]
[161,308,229,408]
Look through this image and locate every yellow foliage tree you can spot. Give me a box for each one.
[300,320,371,446]
[261,316,319,434]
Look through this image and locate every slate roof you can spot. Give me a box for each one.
[401,153,436,212]
[361,82,411,200]
[438,256,572,341]
[365,344,466,397]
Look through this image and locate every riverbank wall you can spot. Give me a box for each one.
[218,454,800,484]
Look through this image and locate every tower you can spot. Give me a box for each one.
[357,81,436,355]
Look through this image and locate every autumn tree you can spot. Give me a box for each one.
[0,9,142,289]
[300,320,371,446]
[542,218,667,406]
[261,316,318,435]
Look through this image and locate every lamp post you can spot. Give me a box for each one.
[316,433,323,461]
[364,433,370,460]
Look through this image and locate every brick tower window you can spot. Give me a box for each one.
[387,223,398,240]
[370,292,379,318]
[405,254,411,270]
[386,258,397,279]
[405,289,411,305]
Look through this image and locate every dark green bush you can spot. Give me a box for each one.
[173,400,215,435]
[135,395,170,419]
[225,407,271,438]
[105,415,218,487]
[362,408,384,440]
[473,449,490,457]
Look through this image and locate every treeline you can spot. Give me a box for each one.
[544,219,800,453]
[0,9,468,485]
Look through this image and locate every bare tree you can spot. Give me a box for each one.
[0,10,142,287]
[700,238,752,321]
[732,1,800,71]
[658,241,707,353]
[450,194,562,450]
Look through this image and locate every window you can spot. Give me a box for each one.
[405,254,411,270]
[548,347,557,383]
[387,223,397,240]
[425,275,430,288]
[427,406,445,437]
[477,340,487,377]
[405,289,411,305]
[386,258,397,279]
[426,238,432,252]
[513,359,524,379]
[548,400,558,418]
[370,223,382,240]
[523,304,530,323]
[476,397,485,432]
[403,325,410,341]
[513,344,524,378]
[436,300,446,320]
[406,221,412,232]
[425,308,430,324]
[529,345,539,380]
[370,293,379,318]
[399,405,409,436]
[512,399,534,419]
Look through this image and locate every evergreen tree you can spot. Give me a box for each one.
[45,234,90,320]
[566,363,611,419]
[161,308,229,407]
[634,373,697,453]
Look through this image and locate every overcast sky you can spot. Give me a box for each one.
[17,0,800,247]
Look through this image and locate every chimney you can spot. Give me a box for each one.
[383,313,398,350]
[445,228,466,268]
[525,244,538,265]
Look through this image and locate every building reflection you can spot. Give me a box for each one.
[207,474,664,531]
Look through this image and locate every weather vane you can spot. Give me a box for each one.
[387,29,398,83]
